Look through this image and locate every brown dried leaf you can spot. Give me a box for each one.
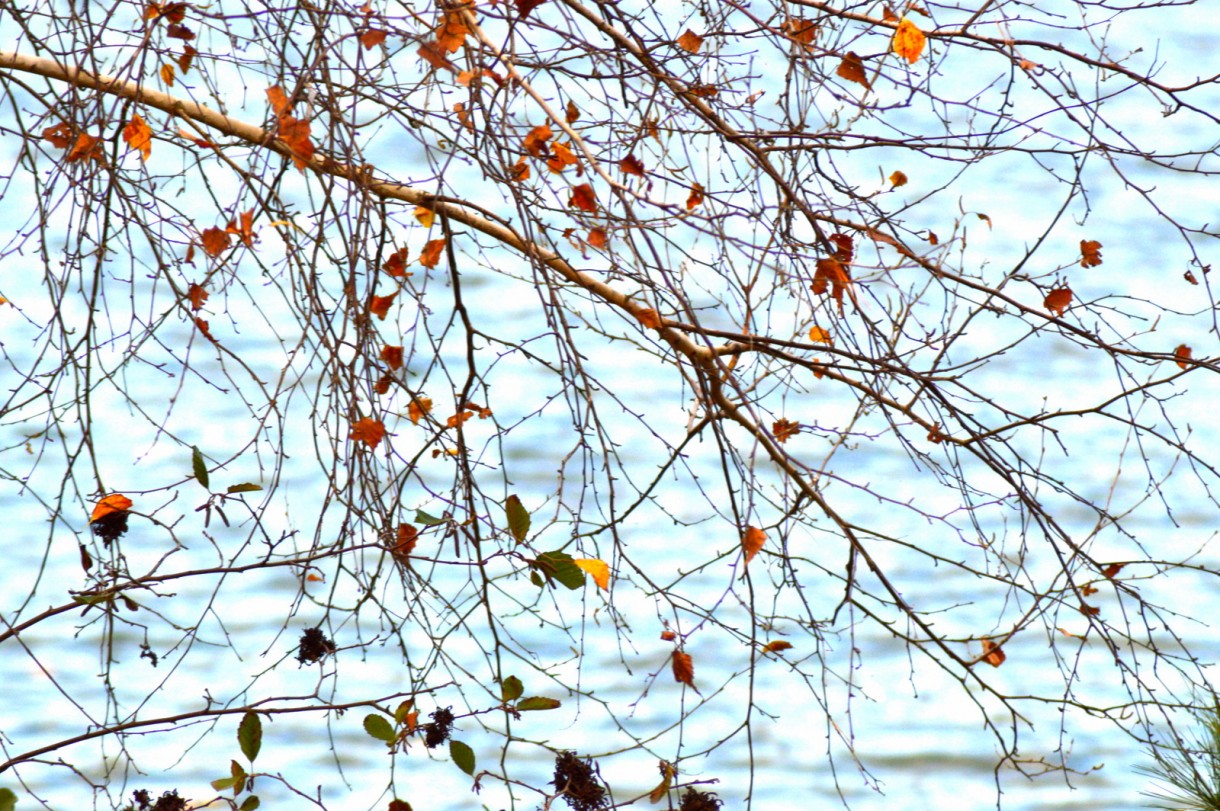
[350,417,387,449]
[836,52,871,88]
[1044,286,1072,316]
[742,525,766,565]
[672,650,695,688]
[1080,239,1103,268]
[676,29,703,54]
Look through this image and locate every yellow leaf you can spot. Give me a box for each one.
[414,205,435,228]
[649,761,676,803]
[889,170,908,188]
[808,326,832,344]
[574,558,611,590]
[160,63,175,86]
[892,18,926,64]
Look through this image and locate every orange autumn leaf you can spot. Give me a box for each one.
[676,29,703,53]
[446,410,473,429]
[123,114,153,161]
[573,558,611,590]
[351,417,387,449]
[266,85,292,116]
[392,523,418,562]
[813,257,855,313]
[510,156,531,182]
[808,326,832,344]
[523,124,553,158]
[1175,344,1192,369]
[277,115,314,170]
[200,226,231,258]
[1101,563,1126,579]
[660,630,676,641]
[91,494,133,523]
[981,639,1006,667]
[772,419,800,443]
[414,205,435,228]
[67,132,104,163]
[635,308,662,329]
[187,283,208,311]
[569,183,597,213]
[418,239,445,268]
[370,292,397,320]
[381,345,404,370]
[225,209,256,247]
[892,17,926,64]
[1080,602,1101,617]
[742,525,766,565]
[837,51,870,89]
[194,316,216,341]
[685,183,704,211]
[160,63,175,86]
[360,28,387,50]
[1044,286,1072,316]
[43,122,74,149]
[418,41,455,71]
[620,154,645,178]
[672,650,695,688]
[1080,239,1103,268]
[374,373,393,395]
[782,17,818,48]
[436,7,471,53]
[565,99,580,124]
[408,396,433,425]
[587,227,607,249]
[178,44,197,74]
[889,170,908,188]
[547,141,579,173]
[762,640,793,654]
[383,247,410,276]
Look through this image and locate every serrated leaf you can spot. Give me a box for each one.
[226,483,263,494]
[415,509,446,526]
[192,445,209,489]
[239,796,261,811]
[363,713,397,743]
[505,494,530,543]
[449,739,476,775]
[0,788,16,811]
[535,550,585,590]
[501,675,524,702]
[238,710,262,762]
[516,696,561,711]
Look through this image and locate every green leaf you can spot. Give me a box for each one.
[238,710,262,762]
[449,739,476,775]
[226,483,262,494]
[517,696,562,711]
[210,777,238,792]
[0,787,17,811]
[505,494,530,544]
[394,700,414,724]
[191,445,210,489]
[501,675,524,702]
[363,713,397,743]
[535,551,585,590]
[530,571,544,588]
[239,795,261,811]
[229,760,247,795]
[415,509,445,526]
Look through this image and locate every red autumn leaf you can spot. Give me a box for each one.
[676,30,703,54]
[381,345,404,370]
[91,493,134,523]
[927,424,946,444]
[1044,286,1072,316]
[742,525,766,565]
[516,0,546,19]
[383,247,410,276]
[837,51,870,88]
[828,233,854,263]
[187,283,208,311]
[635,308,662,329]
[360,28,387,49]
[67,132,104,163]
[350,417,387,449]
[1080,239,1103,268]
[370,292,397,320]
[418,41,455,71]
[194,316,216,341]
[408,396,432,425]
[374,373,393,395]
[981,639,1006,667]
[43,122,74,149]
[587,228,607,249]
[200,226,231,258]
[1102,563,1125,579]
[523,124,553,158]
[672,650,695,688]
[226,209,256,247]
[685,183,704,211]
[620,154,645,178]
[1175,344,1192,369]
[123,114,153,161]
[418,238,446,268]
[812,257,854,312]
[569,183,597,213]
[166,23,194,40]
[392,523,418,562]
[772,419,799,443]
[1080,602,1100,617]
[178,44,197,74]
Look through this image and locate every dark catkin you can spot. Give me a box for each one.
[129,789,187,811]
[678,787,723,811]
[551,751,608,811]
[424,706,455,748]
[92,511,129,545]
[296,627,335,664]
